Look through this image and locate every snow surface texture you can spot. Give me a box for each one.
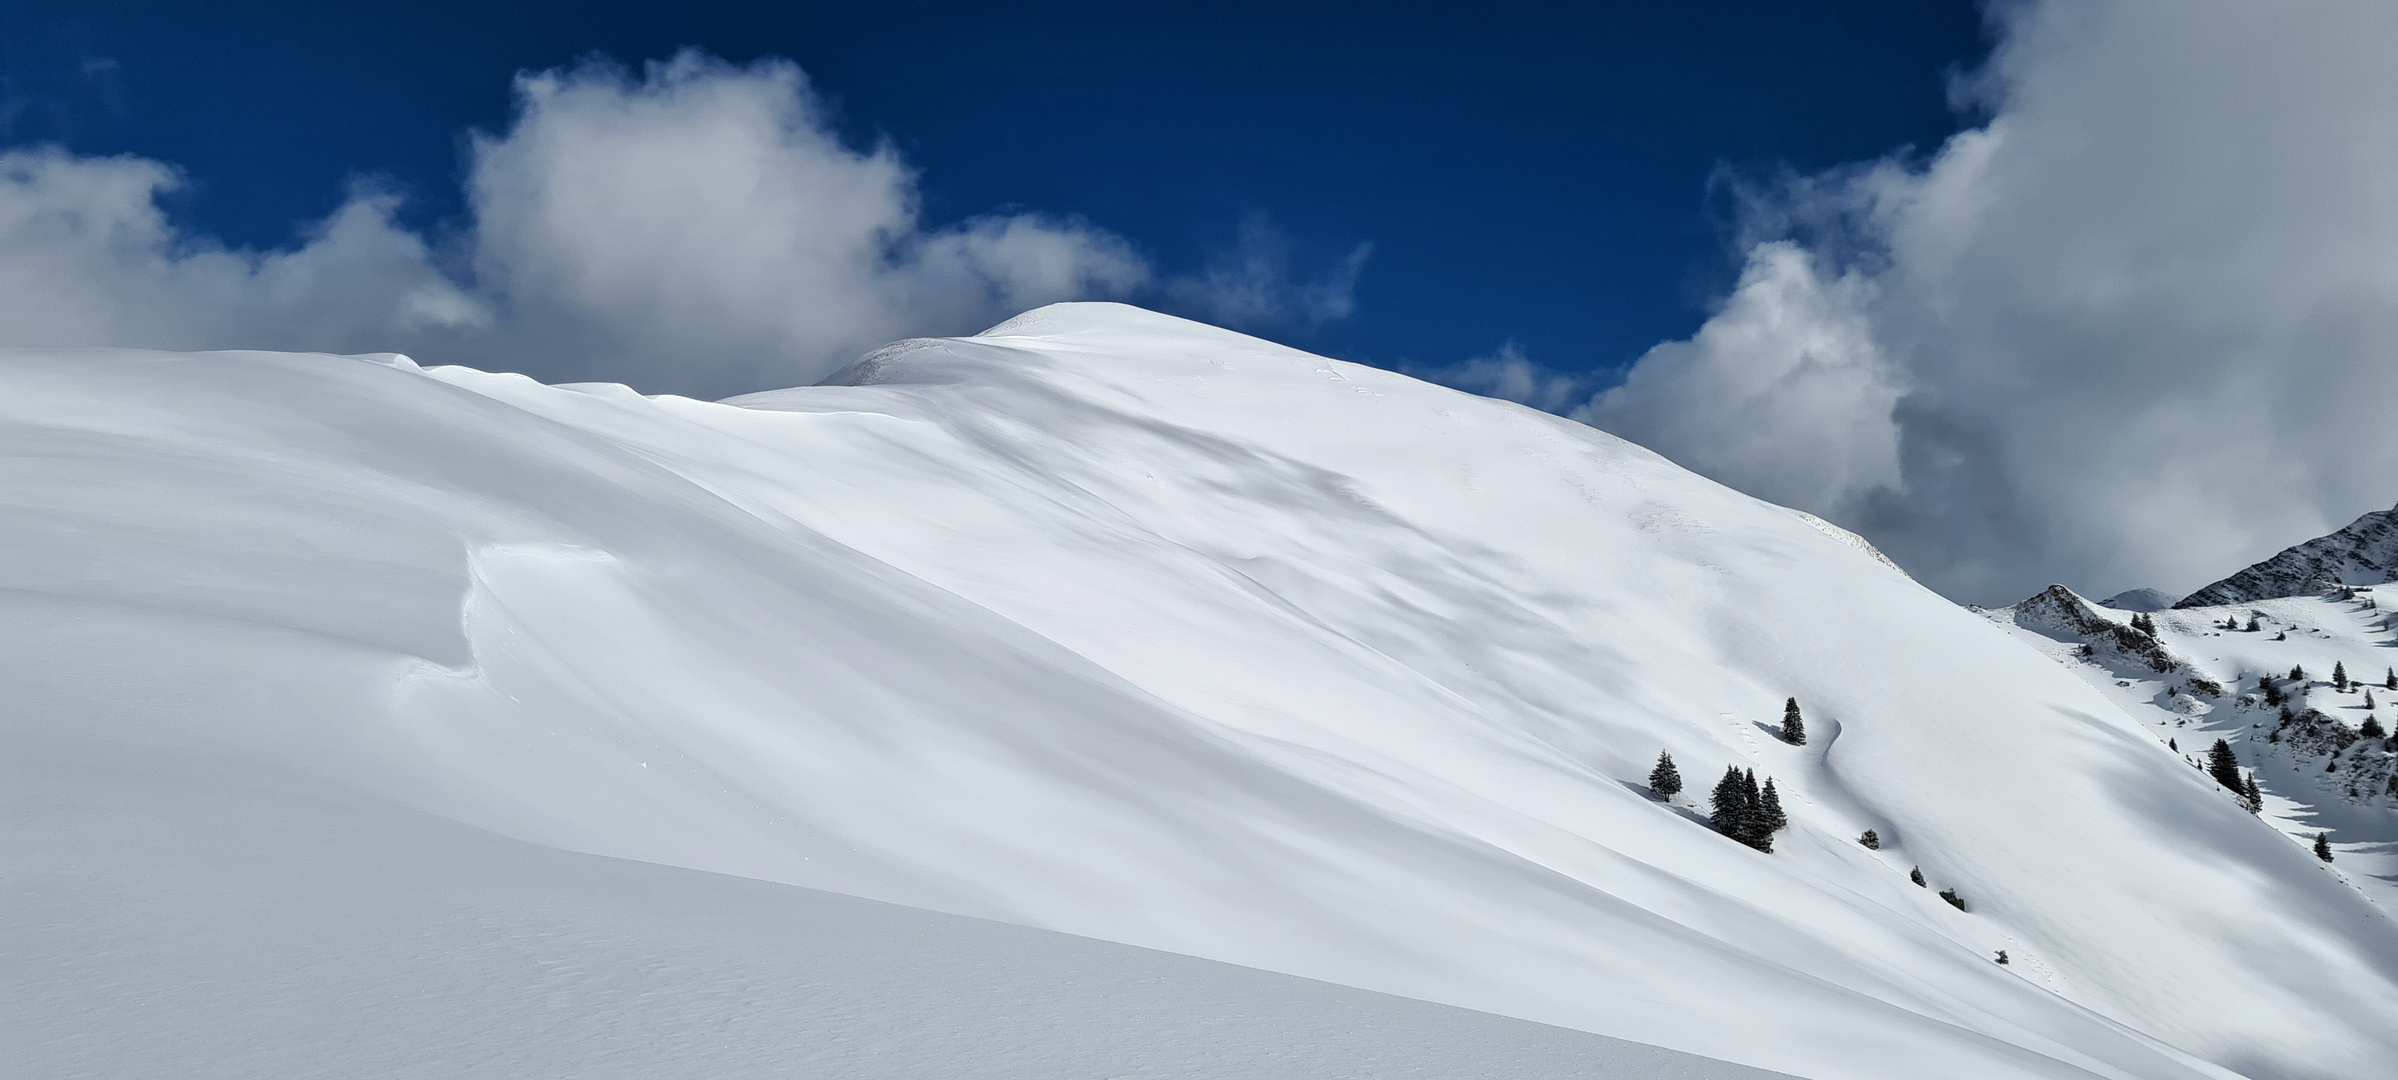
[6,736,1776,1080]
[7,303,2394,1079]
[2177,504,2398,608]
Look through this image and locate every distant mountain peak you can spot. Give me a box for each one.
[2097,588,2178,612]
[2176,503,2398,608]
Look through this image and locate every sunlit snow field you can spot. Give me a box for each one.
[7,304,2395,1079]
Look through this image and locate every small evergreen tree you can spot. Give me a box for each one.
[2241,771,2262,813]
[1858,829,1881,850]
[1649,751,1683,799]
[1994,950,2009,965]
[2333,661,2348,690]
[2385,666,2395,691]
[1758,778,1788,835]
[2367,690,2377,711]
[1909,866,1926,887]
[2290,664,2306,682]
[2261,678,2284,706]
[2246,613,2261,632]
[2362,715,2387,740]
[2205,738,2243,791]
[1939,888,1967,911]
[2314,832,2334,862]
[2168,737,2178,751]
[1781,697,1807,746]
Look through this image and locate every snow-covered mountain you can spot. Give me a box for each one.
[2177,504,2398,607]
[2096,587,2178,612]
[10,303,2397,1080]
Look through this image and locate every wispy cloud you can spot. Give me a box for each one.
[1164,214,1371,331]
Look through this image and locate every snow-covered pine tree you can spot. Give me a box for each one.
[2385,666,2395,691]
[2366,690,2376,710]
[1909,866,1926,887]
[1781,697,1806,745]
[1649,751,1682,799]
[1859,829,1880,849]
[2246,613,2261,632]
[2362,715,2386,740]
[1758,778,1788,835]
[2262,677,2284,706]
[2168,737,2178,751]
[2241,772,2262,813]
[2205,739,2243,791]
[2314,832,2334,862]
[1709,767,1749,841]
[1939,888,1967,911]
[2333,661,2348,690]
[2290,664,2307,682]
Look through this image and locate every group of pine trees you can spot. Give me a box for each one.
[1709,766,1787,852]
[1646,751,1786,853]
[2128,612,2159,637]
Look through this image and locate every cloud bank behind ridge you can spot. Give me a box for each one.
[1479,0,2398,604]
[0,52,1355,399]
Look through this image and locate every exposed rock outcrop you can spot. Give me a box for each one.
[2011,584,2181,675]
[2177,504,2398,608]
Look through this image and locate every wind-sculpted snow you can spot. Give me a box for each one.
[8,307,2396,1079]
[2178,504,2398,607]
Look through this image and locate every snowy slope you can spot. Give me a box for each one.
[4,715,1779,1080]
[2177,504,2398,607]
[6,304,2395,1080]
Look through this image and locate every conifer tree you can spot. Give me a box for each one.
[1758,778,1788,835]
[2367,690,2377,711]
[1909,866,1926,887]
[2385,667,2395,691]
[2168,737,2178,752]
[2246,613,2261,632]
[1939,888,1967,911]
[2363,715,2387,740]
[2333,661,2348,690]
[2241,771,2262,813]
[1858,829,1880,850]
[1649,751,1683,799]
[2290,664,2306,682]
[2314,832,2334,862]
[1781,697,1807,745]
[1709,767,1749,840]
[2205,738,2243,791]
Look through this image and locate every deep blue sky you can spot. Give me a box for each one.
[1,0,1989,380]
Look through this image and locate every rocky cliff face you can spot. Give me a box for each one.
[2177,504,2398,608]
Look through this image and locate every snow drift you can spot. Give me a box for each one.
[8,303,2396,1079]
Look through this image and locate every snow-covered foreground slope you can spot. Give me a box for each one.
[5,720,1776,1079]
[6,304,2395,1079]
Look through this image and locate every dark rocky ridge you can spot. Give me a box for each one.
[2177,503,2398,608]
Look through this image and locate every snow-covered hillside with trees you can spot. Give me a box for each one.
[10,304,2396,1080]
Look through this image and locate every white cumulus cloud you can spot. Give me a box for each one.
[1576,0,2398,603]
[0,52,1259,399]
